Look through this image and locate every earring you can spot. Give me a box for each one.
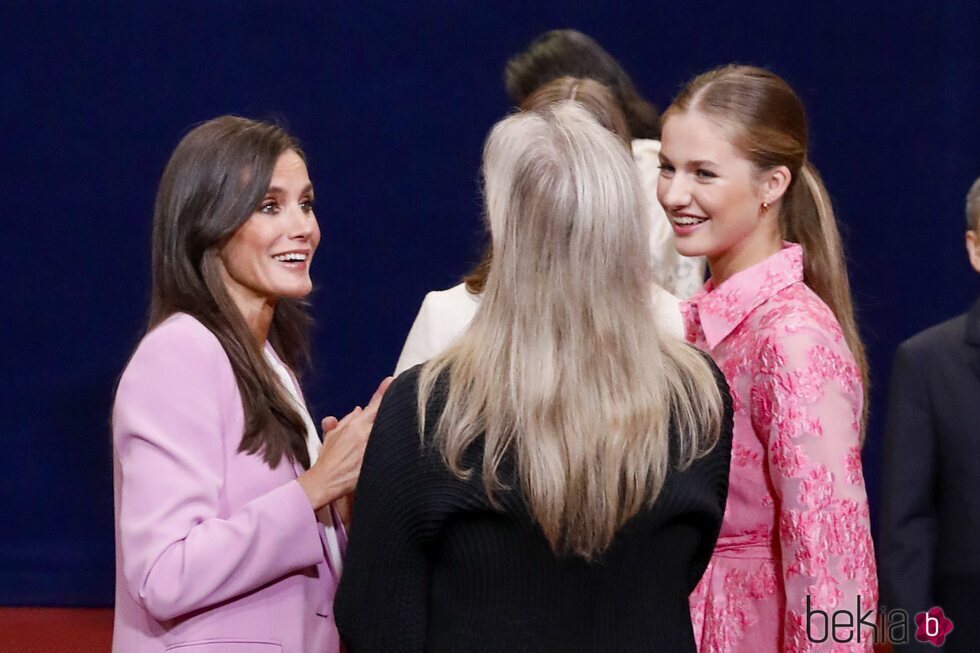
[761,201,770,214]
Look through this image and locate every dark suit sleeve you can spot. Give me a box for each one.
[879,342,938,620]
[334,370,432,652]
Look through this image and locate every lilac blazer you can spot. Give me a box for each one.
[112,313,344,653]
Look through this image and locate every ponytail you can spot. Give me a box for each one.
[664,64,870,437]
[781,162,870,436]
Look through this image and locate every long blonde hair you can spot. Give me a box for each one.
[664,64,870,434]
[418,103,724,559]
[464,76,631,294]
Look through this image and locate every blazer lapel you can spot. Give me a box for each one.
[965,298,980,382]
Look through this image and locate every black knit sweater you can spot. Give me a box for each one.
[335,363,733,652]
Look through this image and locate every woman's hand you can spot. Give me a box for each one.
[318,418,354,526]
[298,376,393,510]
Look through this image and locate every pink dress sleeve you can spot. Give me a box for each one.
[752,326,878,652]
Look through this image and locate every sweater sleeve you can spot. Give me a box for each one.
[113,320,324,621]
[334,370,433,652]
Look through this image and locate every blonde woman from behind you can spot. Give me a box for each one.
[335,102,734,652]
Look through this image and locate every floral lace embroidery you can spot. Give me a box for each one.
[843,447,864,485]
[686,244,877,652]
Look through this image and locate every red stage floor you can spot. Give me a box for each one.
[0,606,896,651]
[0,608,112,652]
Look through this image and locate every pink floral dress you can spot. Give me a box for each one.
[684,243,878,652]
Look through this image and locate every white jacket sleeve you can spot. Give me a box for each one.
[394,284,480,375]
[395,293,440,375]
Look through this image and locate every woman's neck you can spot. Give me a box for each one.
[229,292,276,344]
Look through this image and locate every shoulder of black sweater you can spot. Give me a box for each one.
[361,363,456,492]
[386,355,732,457]
[380,362,423,415]
[364,363,427,461]
[382,362,457,438]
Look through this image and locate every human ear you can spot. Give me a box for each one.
[966,230,980,273]
[761,165,793,206]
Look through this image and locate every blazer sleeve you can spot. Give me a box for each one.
[394,293,439,376]
[113,322,324,621]
[879,341,938,618]
[334,371,432,652]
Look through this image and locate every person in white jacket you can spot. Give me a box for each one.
[505,29,705,299]
[396,76,685,375]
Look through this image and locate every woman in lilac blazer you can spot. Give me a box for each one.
[112,116,390,652]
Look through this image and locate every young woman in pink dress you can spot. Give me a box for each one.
[657,65,878,652]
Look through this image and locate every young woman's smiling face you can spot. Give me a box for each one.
[217,149,320,313]
[657,110,785,283]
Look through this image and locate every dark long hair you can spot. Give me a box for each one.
[664,65,869,433]
[148,115,312,469]
[504,29,660,139]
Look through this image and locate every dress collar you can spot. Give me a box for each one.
[681,242,804,349]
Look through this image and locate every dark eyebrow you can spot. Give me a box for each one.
[689,159,718,168]
[266,183,314,196]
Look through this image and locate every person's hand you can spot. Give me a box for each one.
[320,415,339,434]
[314,416,354,526]
[297,376,393,510]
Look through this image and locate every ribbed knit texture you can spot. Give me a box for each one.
[335,363,733,652]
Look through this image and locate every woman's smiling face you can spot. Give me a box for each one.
[217,149,320,312]
[657,110,784,282]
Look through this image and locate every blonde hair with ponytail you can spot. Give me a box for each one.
[664,64,869,433]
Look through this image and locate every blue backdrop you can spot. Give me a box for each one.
[2,2,978,606]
